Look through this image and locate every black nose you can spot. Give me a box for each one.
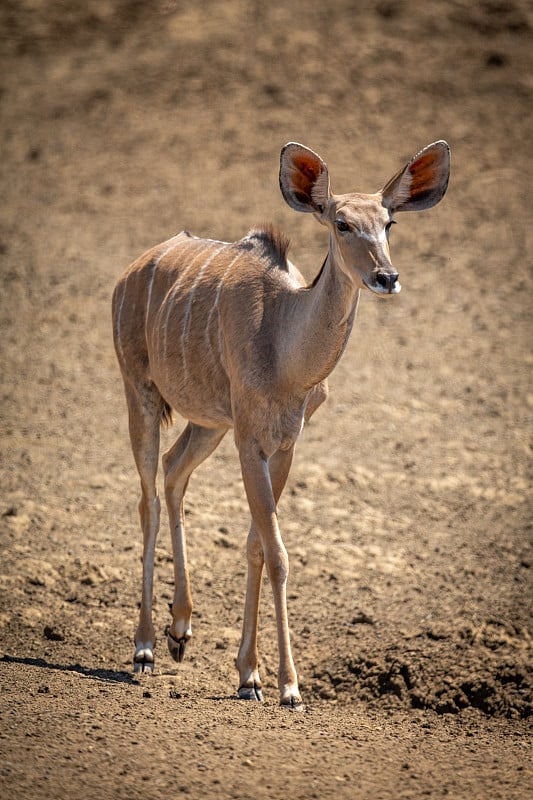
[376,271,399,292]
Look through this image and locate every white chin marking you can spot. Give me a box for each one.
[365,280,401,296]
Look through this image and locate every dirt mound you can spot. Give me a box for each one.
[312,621,532,717]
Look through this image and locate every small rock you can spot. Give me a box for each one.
[43,625,65,642]
[351,611,375,625]
[2,506,17,517]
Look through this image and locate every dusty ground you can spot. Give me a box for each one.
[1,1,532,798]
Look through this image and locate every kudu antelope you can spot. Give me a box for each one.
[112,141,450,708]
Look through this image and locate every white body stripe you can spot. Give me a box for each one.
[149,238,199,368]
[146,236,190,343]
[114,272,129,366]
[205,251,243,363]
[180,244,227,373]
[159,243,209,370]
[144,262,158,344]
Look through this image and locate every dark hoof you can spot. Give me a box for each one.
[238,685,263,702]
[280,697,305,712]
[133,656,154,674]
[167,630,189,663]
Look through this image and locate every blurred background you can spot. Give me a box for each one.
[0,0,531,742]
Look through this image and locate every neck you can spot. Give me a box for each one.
[278,243,361,391]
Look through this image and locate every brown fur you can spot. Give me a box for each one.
[111,141,449,707]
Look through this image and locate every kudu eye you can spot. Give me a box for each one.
[335,219,350,233]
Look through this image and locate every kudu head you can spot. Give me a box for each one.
[279,140,450,295]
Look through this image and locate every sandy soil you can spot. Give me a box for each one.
[1,1,532,798]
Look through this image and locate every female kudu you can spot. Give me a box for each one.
[112,141,450,708]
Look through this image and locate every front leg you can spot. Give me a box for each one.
[236,522,264,701]
[236,447,295,702]
[238,444,302,710]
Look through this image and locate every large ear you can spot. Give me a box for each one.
[381,141,450,212]
[279,142,331,213]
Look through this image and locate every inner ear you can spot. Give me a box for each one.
[407,147,450,207]
[382,141,450,213]
[291,155,323,208]
[279,143,330,214]
[295,154,323,182]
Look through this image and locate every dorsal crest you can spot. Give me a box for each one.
[242,224,290,269]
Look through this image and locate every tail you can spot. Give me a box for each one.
[161,401,173,428]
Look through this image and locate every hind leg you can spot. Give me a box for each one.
[163,423,227,663]
[124,382,164,673]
